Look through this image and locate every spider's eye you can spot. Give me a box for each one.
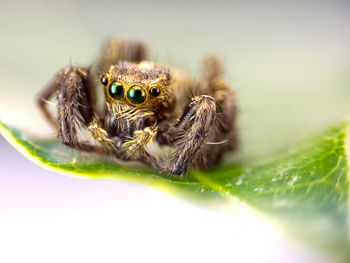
[149,86,161,97]
[127,85,146,104]
[101,75,109,86]
[109,82,124,100]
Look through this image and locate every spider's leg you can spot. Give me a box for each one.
[139,151,164,171]
[168,95,216,175]
[96,38,149,71]
[37,74,60,129]
[196,57,238,168]
[38,66,103,152]
[56,67,95,149]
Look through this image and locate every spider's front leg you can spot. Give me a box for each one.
[168,95,216,175]
[38,67,102,152]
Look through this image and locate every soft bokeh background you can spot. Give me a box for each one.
[1,0,350,262]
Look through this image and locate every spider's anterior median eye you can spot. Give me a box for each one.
[149,86,161,97]
[127,86,146,104]
[109,82,124,100]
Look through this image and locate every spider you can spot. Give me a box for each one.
[37,39,238,175]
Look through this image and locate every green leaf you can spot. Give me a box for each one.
[1,120,349,261]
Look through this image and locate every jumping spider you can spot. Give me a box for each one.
[37,39,238,175]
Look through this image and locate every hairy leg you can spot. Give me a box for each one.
[96,38,149,73]
[196,57,238,168]
[37,67,104,152]
[37,75,60,128]
[168,95,217,175]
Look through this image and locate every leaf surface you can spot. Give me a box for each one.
[1,121,349,260]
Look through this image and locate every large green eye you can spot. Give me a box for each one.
[109,82,124,100]
[127,85,146,104]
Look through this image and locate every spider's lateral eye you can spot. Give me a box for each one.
[101,75,109,86]
[109,82,124,100]
[127,86,146,104]
[149,86,161,97]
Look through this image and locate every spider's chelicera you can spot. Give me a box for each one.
[37,39,238,175]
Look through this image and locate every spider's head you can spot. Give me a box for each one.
[100,61,172,114]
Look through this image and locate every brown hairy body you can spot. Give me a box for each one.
[37,39,238,175]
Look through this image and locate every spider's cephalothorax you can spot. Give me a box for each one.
[38,39,238,175]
